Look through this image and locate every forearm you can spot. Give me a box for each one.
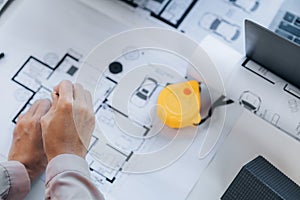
[45,154,104,200]
[0,161,30,200]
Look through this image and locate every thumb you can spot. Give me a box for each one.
[51,91,59,109]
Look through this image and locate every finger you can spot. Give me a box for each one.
[17,113,25,122]
[33,99,51,118]
[73,83,86,104]
[26,101,41,116]
[53,83,60,94]
[56,80,74,103]
[51,91,59,109]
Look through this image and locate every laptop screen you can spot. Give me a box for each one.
[245,20,300,89]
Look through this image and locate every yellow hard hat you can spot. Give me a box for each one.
[157,80,201,129]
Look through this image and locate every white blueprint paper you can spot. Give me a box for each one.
[80,0,283,52]
[0,0,288,199]
[0,0,237,199]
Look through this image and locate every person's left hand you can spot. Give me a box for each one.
[8,99,51,182]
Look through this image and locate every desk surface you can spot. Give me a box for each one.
[189,108,300,199]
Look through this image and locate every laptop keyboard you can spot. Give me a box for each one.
[275,12,300,45]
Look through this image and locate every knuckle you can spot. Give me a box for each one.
[16,116,41,130]
[32,99,42,106]
[40,98,51,107]
[58,99,73,111]
[60,80,72,87]
[16,119,26,130]
[17,114,30,125]
[29,116,41,127]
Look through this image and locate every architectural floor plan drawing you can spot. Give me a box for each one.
[104,0,283,52]
[9,50,129,189]
[0,0,229,199]
[226,58,300,140]
[83,48,210,198]
[1,0,295,199]
[7,47,230,199]
[120,0,197,28]
[11,53,80,123]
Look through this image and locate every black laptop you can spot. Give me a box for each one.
[245,20,300,90]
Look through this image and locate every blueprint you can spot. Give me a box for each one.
[0,0,240,199]
[81,0,283,52]
[0,0,294,199]
[3,43,240,200]
[226,58,300,141]
[200,34,300,147]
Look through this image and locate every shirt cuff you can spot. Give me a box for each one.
[0,161,31,199]
[46,154,91,184]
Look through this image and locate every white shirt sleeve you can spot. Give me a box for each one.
[0,161,31,200]
[45,154,105,200]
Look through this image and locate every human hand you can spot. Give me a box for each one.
[41,80,95,162]
[8,99,51,182]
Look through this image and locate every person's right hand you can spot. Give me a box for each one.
[41,80,95,162]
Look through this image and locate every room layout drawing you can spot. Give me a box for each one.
[10,48,191,193]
